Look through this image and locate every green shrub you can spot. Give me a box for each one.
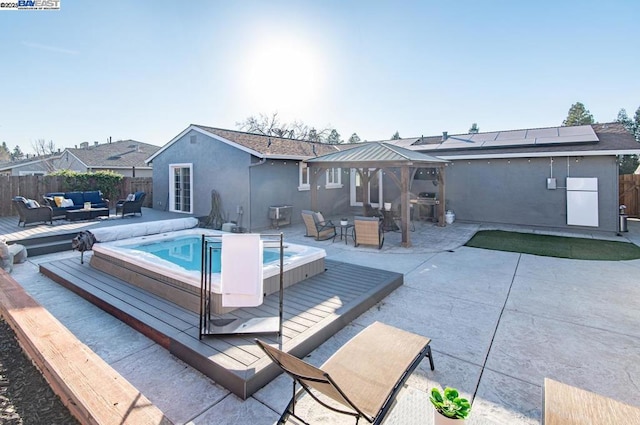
[50,170,123,203]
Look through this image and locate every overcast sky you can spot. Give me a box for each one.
[1,0,639,154]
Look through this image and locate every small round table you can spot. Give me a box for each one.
[337,223,354,245]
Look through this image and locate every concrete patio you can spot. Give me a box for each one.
[7,218,640,424]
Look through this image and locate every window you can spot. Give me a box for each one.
[325,167,342,188]
[18,171,45,176]
[169,163,193,213]
[298,162,310,191]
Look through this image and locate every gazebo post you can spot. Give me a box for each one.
[437,164,446,226]
[400,165,411,247]
[310,166,321,211]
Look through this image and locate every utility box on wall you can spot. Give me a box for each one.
[566,177,599,227]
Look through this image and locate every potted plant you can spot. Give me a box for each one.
[430,387,471,424]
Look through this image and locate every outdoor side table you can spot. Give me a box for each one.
[337,223,354,245]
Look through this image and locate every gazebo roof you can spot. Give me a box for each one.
[306,142,448,168]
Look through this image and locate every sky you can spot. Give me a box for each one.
[1,0,639,155]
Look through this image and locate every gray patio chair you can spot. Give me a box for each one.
[353,216,384,249]
[256,321,434,424]
[116,192,146,217]
[12,196,53,227]
[301,210,336,241]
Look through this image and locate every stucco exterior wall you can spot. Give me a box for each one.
[445,156,619,232]
[151,129,354,231]
[379,156,619,232]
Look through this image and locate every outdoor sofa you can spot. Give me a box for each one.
[43,191,109,219]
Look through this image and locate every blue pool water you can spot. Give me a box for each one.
[122,236,286,273]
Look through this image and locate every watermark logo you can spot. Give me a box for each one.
[0,0,60,10]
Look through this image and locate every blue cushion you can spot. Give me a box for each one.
[134,192,145,201]
[45,192,65,198]
[83,191,102,204]
[65,192,84,206]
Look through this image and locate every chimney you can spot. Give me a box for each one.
[80,141,89,149]
[94,141,99,147]
[57,148,61,153]
[441,132,448,142]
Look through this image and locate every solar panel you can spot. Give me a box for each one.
[482,138,536,148]
[558,125,595,136]
[527,128,559,138]
[495,129,527,140]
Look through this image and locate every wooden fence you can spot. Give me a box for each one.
[619,174,640,218]
[0,175,153,217]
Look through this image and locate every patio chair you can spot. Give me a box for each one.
[256,321,434,424]
[301,210,336,241]
[353,216,384,249]
[116,192,146,217]
[12,196,53,227]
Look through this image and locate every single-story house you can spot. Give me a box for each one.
[145,125,354,230]
[0,153,62,176]
[148,122,639,234]
[55,139,160,177]
[382,123,640,233]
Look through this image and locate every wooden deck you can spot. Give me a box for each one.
[1,208,190,242]
[40,257,403,399]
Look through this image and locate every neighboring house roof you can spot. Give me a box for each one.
[65,139,160,169]
[307,142,448,167]
[0,152,62,172]
[146,124,350,163]
[384,123,640,159]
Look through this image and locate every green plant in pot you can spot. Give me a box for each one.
[430,387,471,424]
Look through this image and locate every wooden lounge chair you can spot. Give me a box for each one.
[256,321,434,424]
[301,210,336,241]
[353,216,384,249]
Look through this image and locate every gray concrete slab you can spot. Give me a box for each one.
[5,218,640,424]
[486,310,640,407]
[111,344,228,425]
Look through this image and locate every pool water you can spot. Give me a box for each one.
[123,236,285,273]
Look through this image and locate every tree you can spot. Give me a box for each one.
[616,107,640,174]
[31,138,57,156]
[0,142,10,162]
[634,106,640,142]
[326,129,342,145]
[348,133,361,144]
[391,131,400,140]
[618,154,639,175]
[236,112,330,141]
[468,123,480,134]
[562,102,594,126]
[11,145,24,161]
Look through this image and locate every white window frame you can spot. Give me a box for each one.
[325,167,342,189]
[19,171,45,176]
[298,162,310,191]
[169,163,193,213]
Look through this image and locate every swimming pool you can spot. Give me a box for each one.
[121,236,292,273]
[90,229,326,314]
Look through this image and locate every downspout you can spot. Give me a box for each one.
[248,157,268,231]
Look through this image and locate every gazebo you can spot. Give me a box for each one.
[306,142,449,247]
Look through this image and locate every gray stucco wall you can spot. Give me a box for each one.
[444,156,619,232]
[151,129,353,231]
[380,156,619,232]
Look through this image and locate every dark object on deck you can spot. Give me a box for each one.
[256,321,434,425]
[71,230,96,264]
[12,196,53,227]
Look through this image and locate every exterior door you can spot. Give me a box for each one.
[169,164,192,213]
[350,168,383,207]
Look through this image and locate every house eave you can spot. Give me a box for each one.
[437,149,640,160]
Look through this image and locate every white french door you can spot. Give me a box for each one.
[169,163,193,213]
[350,168,383,207]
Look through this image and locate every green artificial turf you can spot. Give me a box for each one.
[465,230,640,260]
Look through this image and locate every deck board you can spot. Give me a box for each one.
[39,257,402,399]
